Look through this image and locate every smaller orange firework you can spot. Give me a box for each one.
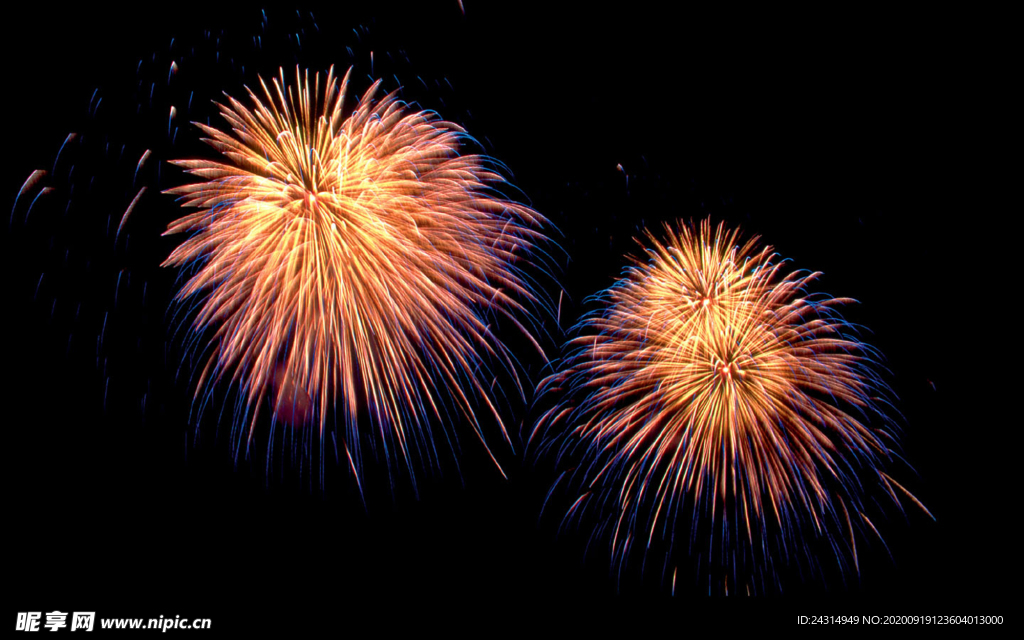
[534,218,929,590]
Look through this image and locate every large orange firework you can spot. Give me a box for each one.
[163,66,551,485]
[534,219,928,591]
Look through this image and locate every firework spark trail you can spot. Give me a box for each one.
[163,65,554,487]
[533,218,927,590]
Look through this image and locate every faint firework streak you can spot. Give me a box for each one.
[165,65,554,490]
[533,219,930,592]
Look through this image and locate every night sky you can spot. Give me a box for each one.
[5,1,1011,633]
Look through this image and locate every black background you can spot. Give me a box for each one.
[4,1,1012,633]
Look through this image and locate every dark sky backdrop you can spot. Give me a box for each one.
[4,1,1011,633]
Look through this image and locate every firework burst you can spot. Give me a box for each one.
[533,218,928,592]
[164,65,552,487]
